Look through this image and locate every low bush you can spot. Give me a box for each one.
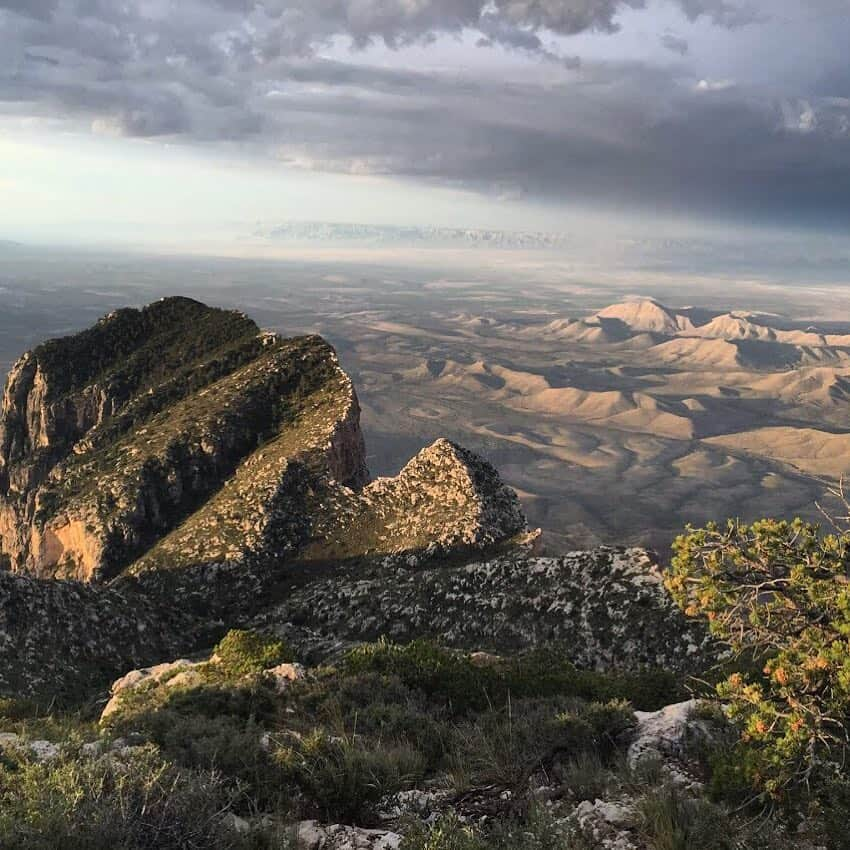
[344,639,680,715]
[0,745,250,850]
[401,807,583,850]
[637,785,734,850]
[273,729,425,823]
[669,519,850,800]
[211,629,293,678]
[450,697,634,790]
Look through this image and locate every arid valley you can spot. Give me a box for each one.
[6,244,850,556]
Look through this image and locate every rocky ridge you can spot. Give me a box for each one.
[0,298,528,584]
[253,547,713,673]
[0,299,538,697]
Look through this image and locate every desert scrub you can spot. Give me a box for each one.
[0,698,100,748]
[344,639,681,715]
[401,807,582,850]
[211,629,293,678]
[450,697,634,790]
[100,632,296,810]
[0,744,251,850]
[285,670,452,771]
[401,813,487,850]
[669,519,850,800]
[637,785,733,850]
[273,729,425,823]
[103,630,291,728]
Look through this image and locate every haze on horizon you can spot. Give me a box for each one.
[2,0,850,260]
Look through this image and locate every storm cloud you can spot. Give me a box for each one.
[2,0,850,224]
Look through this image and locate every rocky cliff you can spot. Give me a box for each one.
[0,298,529,584]
[0,298,539,695]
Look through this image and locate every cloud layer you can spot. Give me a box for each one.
[2,0,850,224]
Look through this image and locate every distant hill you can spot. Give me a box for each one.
[593,298,695,334]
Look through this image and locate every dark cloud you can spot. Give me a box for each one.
[677,0,762,26]
[660,32,689,54]
[493,0,646,35]
[0,0,848,224]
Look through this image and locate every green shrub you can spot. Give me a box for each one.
[273,729,424,823]
[669,519,850,798]
[637,785,734,850]
[451,697,634,790]
[212,630,293,678]
[402,814,487,850]
[344,639,679,715]
[0,698,40,722]
[556,751,613,802]
[402,808,584,850]
[0,745,249,850]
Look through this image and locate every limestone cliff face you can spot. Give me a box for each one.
[0,299,524,584]
[299,438,529,563]
[0,299,369,581]
[0,357,119,492]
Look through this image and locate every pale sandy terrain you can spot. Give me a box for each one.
[340,297,850,555]
[706,428,850,478]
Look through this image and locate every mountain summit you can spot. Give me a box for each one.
[0,298,526,583]
[593,298,694,335]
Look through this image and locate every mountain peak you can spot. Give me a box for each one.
[593,299,694,335]
[0,300,526,582]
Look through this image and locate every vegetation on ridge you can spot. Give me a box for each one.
[30,297,258,402]
[670,516,850,841]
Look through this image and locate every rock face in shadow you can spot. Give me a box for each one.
[252,547,713,673]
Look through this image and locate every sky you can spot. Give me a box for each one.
[1,0,850,250]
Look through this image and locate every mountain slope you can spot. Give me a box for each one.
[0,299,526,583]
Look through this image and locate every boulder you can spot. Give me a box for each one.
[295,821,401,850]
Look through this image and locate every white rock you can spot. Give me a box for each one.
[295,820,402,850]
[165,669,205,690]
[111,660,196,695]
[227,813,252,835]
[378,789,448,821]
[0,732,21,749]
[0,735,61,762]
[629,699,701,787]
[574,799,639,850]
[101,659,202,721]
[629,699,697,767]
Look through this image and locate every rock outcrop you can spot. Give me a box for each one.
[298,438,528,563]
[253,547,713,673]
[0,298,369,581]
[0,298,529,583]
[0,298,536,697]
